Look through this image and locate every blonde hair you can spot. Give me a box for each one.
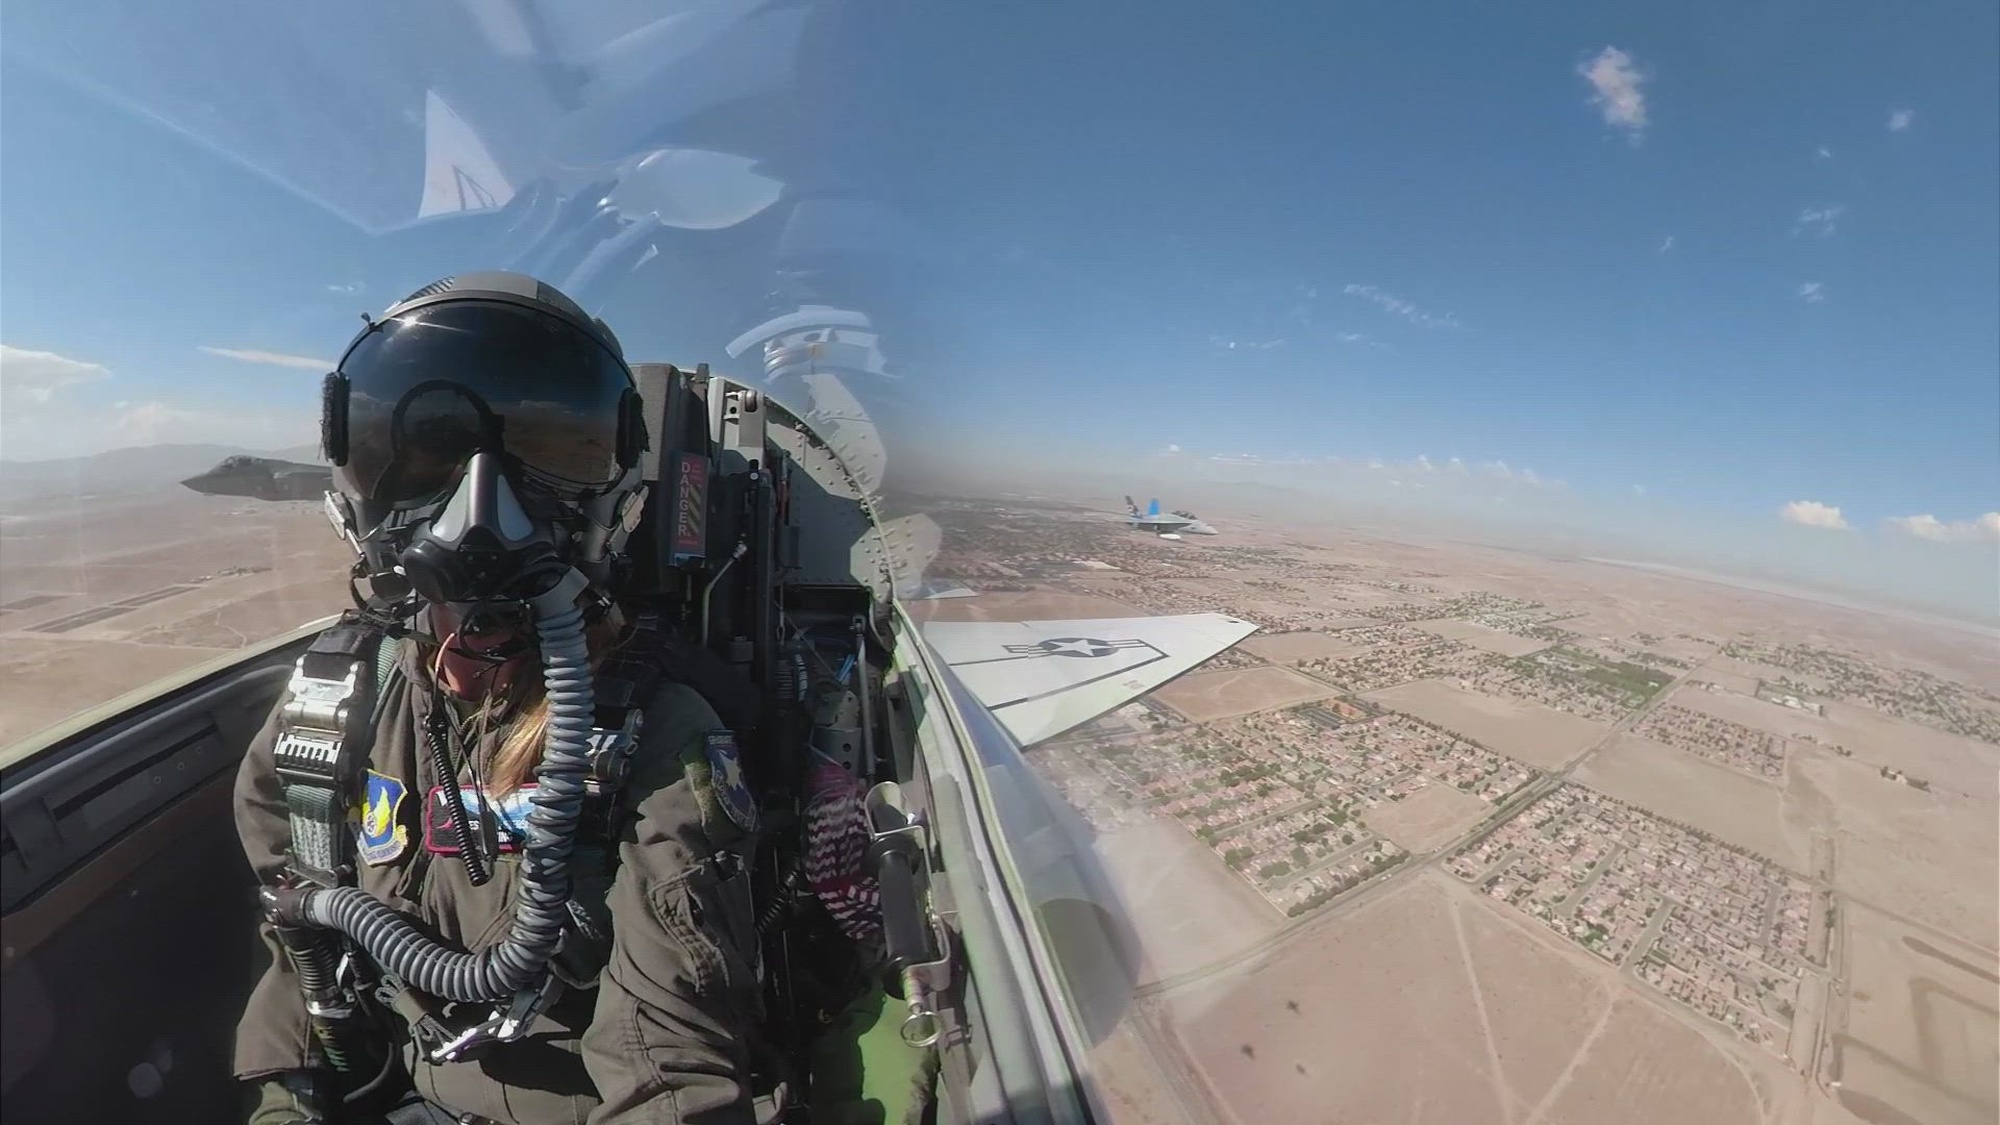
[428,608,627,796]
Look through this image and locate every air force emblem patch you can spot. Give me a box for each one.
[356,770,410,866]
[704,730,759,833]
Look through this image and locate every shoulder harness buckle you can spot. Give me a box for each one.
[272,614,394,887]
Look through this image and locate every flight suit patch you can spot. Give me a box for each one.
[356,770,410,866]
[423,784,536,855]
[703,730,759,833]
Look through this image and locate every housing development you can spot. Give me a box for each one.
[901,490,2000,1125]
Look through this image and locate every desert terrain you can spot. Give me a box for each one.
[1092,815,1286,984]
[1363,679,1613,770]
[5,480,1996,1125]
[0,491,351,746]
[1361,779,1492,853]
[1573,732,1811,871]
[1153,874,1771,1125]
[915,490,1998,1125]
[1831,901,1999,1125]
[1151,666,1338,723]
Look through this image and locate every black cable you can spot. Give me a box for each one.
[466,708,498,863]
[339,1023,400,1106]
[758,856,804,934]
[427,708,491,887]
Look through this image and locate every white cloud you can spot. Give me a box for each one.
[1445,456,1468,474]
[1342,284,1462,330]
[3,351,318,461]
[128,400,314,453]
[1883,512,2000,543]
[1366,457,1385,470]
[1815,144,1833,161]
[1467,459,1561,488]
[1657,235,1675,253]
[5,395,317,461]
[1161,443,1183,455]
[199,346,335,371]
[1578,46,1649,141]
[1780,500,1851,530]
[1414,454,1435,472]
[1794,204,1845,238]
[1887,108,1915,132]
[325,282,364,295]
[1632,484,1647,497]
[1,343,111,411]
[108,400,204,445]
[1799,281,1826,303]
[1207,336,1280,352]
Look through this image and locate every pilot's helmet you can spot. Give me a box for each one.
[321,271,645,531]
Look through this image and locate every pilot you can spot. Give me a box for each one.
[234,273,768,1125]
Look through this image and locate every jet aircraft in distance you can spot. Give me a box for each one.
[3,365,1258,1124]
[179,455,333,501]
[1125,495,1217,537]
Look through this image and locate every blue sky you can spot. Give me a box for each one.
[1,2,1995,593]
[866,3,1999,534]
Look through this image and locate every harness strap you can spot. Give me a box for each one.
[275,616,385,886]
[587,613,666,875]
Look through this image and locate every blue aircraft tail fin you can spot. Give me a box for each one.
[1147,499,1161,518]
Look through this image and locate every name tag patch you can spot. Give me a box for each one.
[423,784,537,856]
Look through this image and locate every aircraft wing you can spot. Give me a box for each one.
[913,579,978,600]
[918,612,1258,747]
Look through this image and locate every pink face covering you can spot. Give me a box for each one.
[428,603,534,703]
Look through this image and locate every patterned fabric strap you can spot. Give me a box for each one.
[803,759,882,941]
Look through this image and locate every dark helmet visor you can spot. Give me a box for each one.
[332,301,634,505]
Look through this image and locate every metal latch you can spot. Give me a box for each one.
[425,973,567,1065]
[864,782,951,1048]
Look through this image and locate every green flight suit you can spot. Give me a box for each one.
[233,640,766,1124]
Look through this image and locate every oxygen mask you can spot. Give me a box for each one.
[399,452,565,605]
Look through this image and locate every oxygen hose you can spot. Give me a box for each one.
[282,577,594,1003]
[279,929,357,1072]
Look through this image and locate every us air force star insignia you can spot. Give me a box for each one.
[704,730,759,833]
[356,770,410,866]
[1002,636,1150,659]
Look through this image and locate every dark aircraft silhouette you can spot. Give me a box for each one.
[179,455,332,501]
